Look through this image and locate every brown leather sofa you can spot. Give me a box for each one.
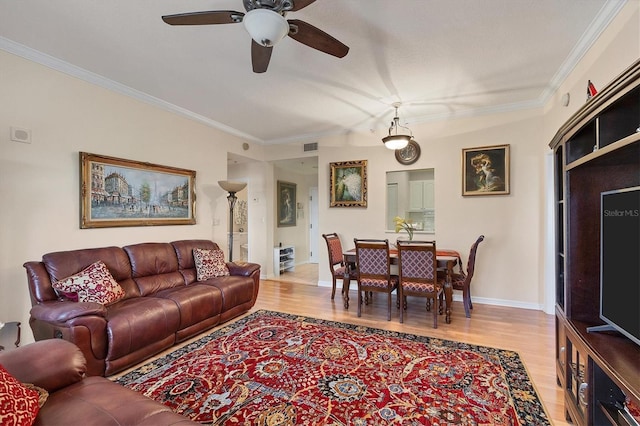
[24,239,260,376]
[0,338,197,425]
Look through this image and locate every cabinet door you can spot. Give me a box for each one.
[409,181,434,210]
[556,318,567,387]
[566,334,590,426]
[409,181,425,210]
[423,181,434,208]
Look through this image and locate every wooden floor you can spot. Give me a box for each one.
[277,262,319,286]
[115,263,569,425]
[258,264,569,426]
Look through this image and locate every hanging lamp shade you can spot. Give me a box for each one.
[382,105,412,150]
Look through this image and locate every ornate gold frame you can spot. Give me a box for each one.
[329,160,368,207]
[80,152,196,228]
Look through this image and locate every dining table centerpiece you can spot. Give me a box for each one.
[393,216,415,241]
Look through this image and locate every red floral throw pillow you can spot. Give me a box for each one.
[52,260,125,305]
[193,248,230,281]
[0,364,40,426]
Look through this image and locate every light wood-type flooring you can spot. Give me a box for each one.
[115,262,569,425]
[261,262,568,425]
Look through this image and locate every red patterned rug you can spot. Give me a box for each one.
[115,310,550,425]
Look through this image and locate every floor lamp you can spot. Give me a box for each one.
[218,181,247,262]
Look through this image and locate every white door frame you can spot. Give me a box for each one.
[309,187,319,263]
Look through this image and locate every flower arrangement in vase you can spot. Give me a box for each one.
[393,216,415,241]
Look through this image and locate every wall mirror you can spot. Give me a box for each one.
[386,169,435,233]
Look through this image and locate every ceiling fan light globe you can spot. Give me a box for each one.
[382,135,410,150]
[243,9,289,47]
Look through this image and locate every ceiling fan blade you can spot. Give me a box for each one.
[290,0,318,11]
[287,19,349,58]
[251,40,273,73]
[162,10,244,25]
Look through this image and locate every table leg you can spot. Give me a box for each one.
[342,268,351,309]
[444,281,452,324]
[444,259,455,324]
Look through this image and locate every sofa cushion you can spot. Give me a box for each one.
[0,364,40,426]
[193,248,229,280]
[0,339,87,393]
[42,246,139,301]
[124,243,185,296]
[105,297,180,360]
[204,275,254,311]
[155,284,223,330]
[52,261,125,305]
[36,376,195,425]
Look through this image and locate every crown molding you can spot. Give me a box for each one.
[539,0,627,102]
[1,0,627,147]
[0,36,263,143]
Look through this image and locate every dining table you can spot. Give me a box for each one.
[341,247,462,323]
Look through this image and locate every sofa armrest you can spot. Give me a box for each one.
[30,300,107,323]
[227,261,260,277]
[0,339,86,392]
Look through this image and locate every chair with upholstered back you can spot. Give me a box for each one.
[322,233,346,300]
[354,238,398,321]
[396,240,445,327]
[450,235,485,318]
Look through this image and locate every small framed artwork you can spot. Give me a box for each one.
[80,152,196,228]
[462,144,510,196]
[277,180,297,227]
[330,160,368,207]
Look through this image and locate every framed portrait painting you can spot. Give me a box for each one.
[330,160,368,207]
[80,152,196,228]
[277,180,297,227]
[462,144,510,196]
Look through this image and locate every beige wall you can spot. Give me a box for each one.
[0,50,265,340]
[303,1,639,310]
[0,1,637,341]
[315,108,546,309]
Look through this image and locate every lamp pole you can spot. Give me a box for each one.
[218,181,247,263]
[226,191,237,262]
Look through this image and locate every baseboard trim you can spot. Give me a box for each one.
[317,280,544,312]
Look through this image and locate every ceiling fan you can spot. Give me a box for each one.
[162,0,349,73]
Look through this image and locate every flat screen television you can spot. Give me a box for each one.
[588,186,640,346]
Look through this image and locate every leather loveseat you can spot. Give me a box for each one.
[0,338,197,425]
[24,239,260,377]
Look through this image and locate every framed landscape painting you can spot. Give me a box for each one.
[330,160,368,207]
[277,181,296,227]
[462,144,510,196]
[80,152,196,228]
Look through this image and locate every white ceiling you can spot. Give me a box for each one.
[0,0,626,145]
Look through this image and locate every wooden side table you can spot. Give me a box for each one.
[0,321,21,351]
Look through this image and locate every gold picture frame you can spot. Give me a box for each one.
[329,160,368,207]
[80,152,196,228]
[462,144,510,196]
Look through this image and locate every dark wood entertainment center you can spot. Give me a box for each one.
[550,58,639,426]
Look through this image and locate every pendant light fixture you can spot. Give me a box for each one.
[382,103,412,150]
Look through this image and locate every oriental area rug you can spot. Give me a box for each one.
[115,310,550,425]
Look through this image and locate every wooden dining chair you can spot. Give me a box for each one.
[322,233,347,300]
[354,239,398,321]
[450,235,485,318]
[396,240,446,327]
